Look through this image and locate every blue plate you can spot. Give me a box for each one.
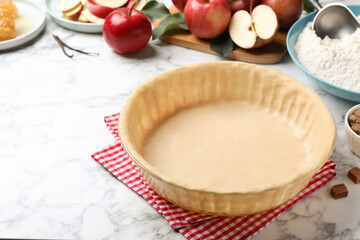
[287,5,360,103]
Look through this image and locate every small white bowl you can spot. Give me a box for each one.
[0,0,46,51]
[345,104,360,157]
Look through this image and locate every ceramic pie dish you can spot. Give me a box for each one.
[119,62,336,216]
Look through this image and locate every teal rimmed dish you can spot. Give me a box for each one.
[45,0,103,33]
[287,5,360,103]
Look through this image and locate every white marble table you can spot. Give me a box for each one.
[1,0,360,239]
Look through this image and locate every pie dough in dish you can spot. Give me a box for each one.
[119,62,336,216]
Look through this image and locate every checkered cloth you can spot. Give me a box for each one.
[92,113,337,240]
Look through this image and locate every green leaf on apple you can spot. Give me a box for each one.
[152,13,189,40]
[141,0,171,19]
[210,32,234,57]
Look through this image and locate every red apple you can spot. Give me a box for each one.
[230,0,259,13]
[103,8,152,54]
[172,0,188,12]
[262,0,303,29]
[229,4,278,49]
[184,0,231,39]
[87,4,115,18]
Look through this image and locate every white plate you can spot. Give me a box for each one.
[0,0,46,51]
[45,0,103,33]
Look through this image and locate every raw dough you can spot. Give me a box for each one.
[143,101,309,192]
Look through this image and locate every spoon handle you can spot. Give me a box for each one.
[306,0,322,11]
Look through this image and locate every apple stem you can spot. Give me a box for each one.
[249,0,253,14]
[129,0,139,16]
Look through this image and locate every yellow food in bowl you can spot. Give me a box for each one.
[0,0,18,41]
[119,62,336,216]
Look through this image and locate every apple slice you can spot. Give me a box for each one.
[92,0,128,8]
[58,0,81,12]
[134,0,146,10]
[78,11,90,22]
[87,0,98,5]
[81,8,106,23]
[63,3,83,20]
[87,4,115,18]
[229,4,278,49]
[126,0,146,10]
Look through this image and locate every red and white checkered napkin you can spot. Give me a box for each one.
[92,113,337,240]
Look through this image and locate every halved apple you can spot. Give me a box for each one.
[58,0,81,12]
[87,4,115,18]
[63,3,83,20]
[229,4,278,49]
[126,0,146,10]
[81,8,106,23]
[92,0,128,8]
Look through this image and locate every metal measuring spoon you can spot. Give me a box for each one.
[307,0,360,39]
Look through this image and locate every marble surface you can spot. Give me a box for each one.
[1,0,360,239]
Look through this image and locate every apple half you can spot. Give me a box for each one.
[229,4,278,49]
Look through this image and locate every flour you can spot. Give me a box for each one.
[295,22,360,92]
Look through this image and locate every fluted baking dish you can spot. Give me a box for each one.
[119,62,336,216]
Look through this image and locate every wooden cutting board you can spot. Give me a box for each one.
[153,6,287,64]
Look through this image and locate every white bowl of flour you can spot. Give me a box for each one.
[287,5,360,102]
